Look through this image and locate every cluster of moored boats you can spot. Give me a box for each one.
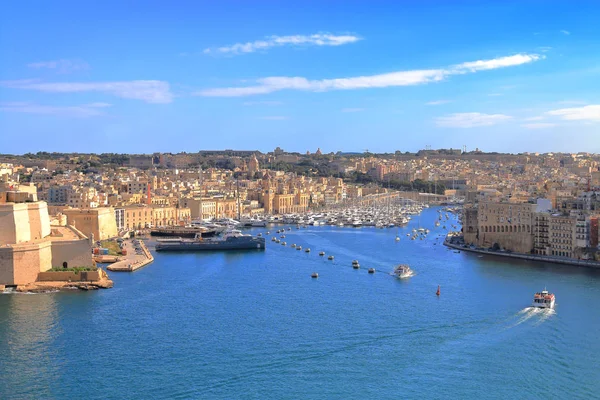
[247,202,430,228]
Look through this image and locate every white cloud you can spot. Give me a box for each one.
[449,53,542,73]
[198,53,542,97]
[524,116,544,121]
[436,112,512,128]
[521,123,556,129]
[560,30,570,35]
[259,116,288,120]
[546,105,600,121]
[0,101,111,117]
[426,100,451,105]
[341,108,364,113]
[0,79,173,103]
[243,101,283,106]
[537,46,553,53]
[204,33,361,55]
[555,100,587,106]
[488,93,503,97]
[27,59,89,74]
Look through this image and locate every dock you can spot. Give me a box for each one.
[107,239,154,272]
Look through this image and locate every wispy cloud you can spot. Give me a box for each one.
[488,93,503,97]
[243,100,283,106]
[426,100,451,105]
[546,105,600,121]
[0,102,110,117]
[259,116,288,120]
[341,108,364,113]
[198,53,542,97]
[0,79,173,103]
[524,116,544,121]
[436,112,512,128]
[537,46,553,53]
[204,33,361,55]
[560,30,570,35]
[555,100,587,106]
[521,123,556,129]
[27,59,89,74]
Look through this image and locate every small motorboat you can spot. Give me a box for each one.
[368,268,375,274]
[311,272,319,278]
[328,255,334,260]
[393,264,413,279]
[319,251,325,256]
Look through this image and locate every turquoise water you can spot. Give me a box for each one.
[2,207,600,399]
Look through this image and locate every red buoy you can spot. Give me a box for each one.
[436,285,440,296]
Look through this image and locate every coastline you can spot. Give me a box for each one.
[444,237,600,269]
[2,268,114,293]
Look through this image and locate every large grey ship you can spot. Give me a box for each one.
[155,230,265,252]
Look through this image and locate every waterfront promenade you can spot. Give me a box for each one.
[107,239,154,272]
[444,236,600,269]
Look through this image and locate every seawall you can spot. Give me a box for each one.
[444,239,600,269]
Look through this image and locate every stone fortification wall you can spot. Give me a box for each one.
[27,202,51,241]
[97,208,118,239]
[0,241,53,285]
[0,203,30,245]
[64,208,118,241]
[51,239,93,269]
[0,247,14,285]
[0,202,51,245]
[37,270,102,282]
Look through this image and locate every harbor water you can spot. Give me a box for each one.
[1,207,600,399]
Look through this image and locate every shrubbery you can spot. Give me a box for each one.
[49,267,98,272]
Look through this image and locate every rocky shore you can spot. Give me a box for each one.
[1,268,114,294]
[6,277,114,293]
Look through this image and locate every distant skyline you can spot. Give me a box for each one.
[1,1,599,154]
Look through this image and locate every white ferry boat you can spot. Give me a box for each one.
[393,264,413,279]
[532,289,555,309]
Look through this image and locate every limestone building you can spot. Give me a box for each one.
[0,190,93,286]
[465,201,537,253]
[63,208,118,241]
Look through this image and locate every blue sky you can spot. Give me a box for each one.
[1,0,599,155]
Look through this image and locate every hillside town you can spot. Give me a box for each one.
[1,147,600,289]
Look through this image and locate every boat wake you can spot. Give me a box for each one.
[388,271,415,279]
[506,307,555,329]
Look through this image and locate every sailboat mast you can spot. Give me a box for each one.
[236,179,241,221]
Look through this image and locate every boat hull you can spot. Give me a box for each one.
[151,228,218,238]
[532,299,555,309]
[156,237,265,252]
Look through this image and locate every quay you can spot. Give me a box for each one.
[444,235,600,269]
[107,239,154,272]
